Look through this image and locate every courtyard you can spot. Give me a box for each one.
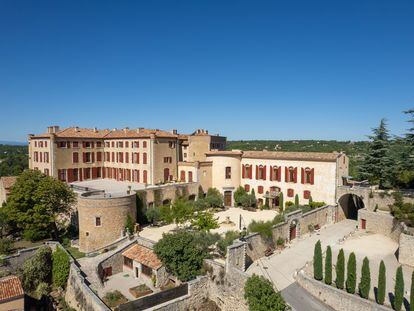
[139,207,279,241]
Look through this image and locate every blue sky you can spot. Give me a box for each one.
[0,0,413,142]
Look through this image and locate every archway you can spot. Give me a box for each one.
[289,220,298,241]
[338,194,365,220]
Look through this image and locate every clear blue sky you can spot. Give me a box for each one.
[0,0,413,142]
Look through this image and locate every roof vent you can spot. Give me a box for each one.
[93,127,98,133]
[123,127,129,133]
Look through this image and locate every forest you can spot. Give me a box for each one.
[0,144,28,177]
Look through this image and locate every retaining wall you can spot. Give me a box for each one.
[357,209,403,242]
[398,232,414,267]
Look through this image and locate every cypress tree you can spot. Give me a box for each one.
[410,270,414,311]
[313,240,323,281]
[394,266,404,311]
[309,195,313,205]
[279,192,284,211]
[324,246,332,285]
[335,249,345,289]
[346,252,357,294]
[358,257,371,299]
[377,260,386,305]
[294,194,299,207]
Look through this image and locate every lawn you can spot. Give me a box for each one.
[102,290,128,309]
[65,246,85,259]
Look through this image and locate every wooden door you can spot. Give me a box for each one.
[289,225,296,241]
[103,267,112,278]
[361,219,366,230]
[224,191,232,207]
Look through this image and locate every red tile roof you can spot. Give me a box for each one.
[0,176,17,190]
[0,276,24,303]
[122,244,162,270]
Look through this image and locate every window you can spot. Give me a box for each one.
[143,170,148,183]
[289,168,295,182]
[257,165,266,180]
[169,141,176,148]
[244,184,250,192]
[164,157,172,163]
[258,186,264,194]
[124,257,133,269]
[225,167,231,179]
[180,170,186,181]
[84,152,92,163]
[133,141,139,148]
[242,164,253,179]
[304,190,311,199]
[34,141,37,147]
[125,141,129,148]
[86,232,89,237]
[96,141,102,148]
[44,141,47,147]
[57,141,68,148]
[184,153,187,157]
[44,152,49,163]
[119,152,124,163]
[73,152,79,163]
[143,141,147,148]
[125,152,129,163]
[271,166,281,181]
[73,169,79,181]
[39,152,43,162]
[133,152,139,164]
[84,141,92,148]
[97,152,102,162]
[302,168,314,185]
[118,141,123,148]
[142,264,153,277]
[95,217,101,227]
[73,141,79,148]
[188,171,193,182]
[34,152,38,162]
[111,141,115,148]
[84,168,91,179]
[105,152,110,161]
[39,141,43,148]
[58,169,66,181]
[105,141,110,148]
[287,189,294,197]
[286,167,297,183]
[111,152,115,162]
[143,153,147,164]
[44,168,49,176]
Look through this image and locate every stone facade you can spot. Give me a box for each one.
[296,270,391,311]
[399,232,414,267]
[77,192,137,253]
[357,209,402,242]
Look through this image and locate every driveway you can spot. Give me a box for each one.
[246,219,357,291]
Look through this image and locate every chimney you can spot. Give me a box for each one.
[93,127,98,133]
[171,129,178,135]
[137,127,144,133]
[123,127,129,133]
[75,126,80,132]
[47,126,60,134]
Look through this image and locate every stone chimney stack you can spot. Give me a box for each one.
[47,126,60,134]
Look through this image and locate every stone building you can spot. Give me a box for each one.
[0,176,17,205]
[0,275,25,311]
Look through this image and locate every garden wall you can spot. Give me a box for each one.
[398,232,414,267]
[296,270,392,311]
[357,209,402,242]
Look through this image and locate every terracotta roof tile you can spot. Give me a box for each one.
[0,276,24,303]
[105,128,177,139]
[242,150,340,162]
[122,244,162,270]
[0,176,17,189]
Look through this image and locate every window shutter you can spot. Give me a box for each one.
[67,169,74,183]
[269,166,273,181]
[311,168,315,185]
[242,165,245,178]
[256,166,259,180]
[249,166,253,179]
[92,152,95,163]
[301,168,305,184]
[263,165,266,180]
[285,167,289,182]
[278,166,282,181]
[294,167,298,183]
[83,153,86,163]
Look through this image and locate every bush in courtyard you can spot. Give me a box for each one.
[313,240,323,281]
[285,201,294,209]
[154,230,210,281]
[358,257,371,299]
[22,246,52,293]
[410,271,414,311]
[191,211,219,232]
[294,194,299,207]
[335,249,345,289]
[244,274,287,311]
[0,238,13,255]
[324,246,332,285]
[346,252,356,294]
[309,201,326,209]
[217,231,240,256]
[52,246,70,289]
[146,207,161,225]
[205,188,224,208]
[393,266,404,311]
[279,192,284,211]
[124,214,134,234]
[248,220,273,241]
[234,186,247,207]
[377,260,386,305]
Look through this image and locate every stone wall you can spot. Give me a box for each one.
[398,233,414,267]
[296,270,391,311]
[142,182,200,206]
[226,241,247,271]
[357,209,402,242]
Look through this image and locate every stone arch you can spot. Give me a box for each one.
[338,193,365,220]
[289,219,300,241]
[162,199,171,206]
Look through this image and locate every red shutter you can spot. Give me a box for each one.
[285,167,289,182]
[82,142,86,148]
[242,165,245,178]
[294,167,298,183]
[301,168,305,184]
[92,152,95,163]
[263,165,266,180]
[278,166,282,181]
[310,168,315,185]
[67,169,74,183]
[256,166,259,180]
[92,167,97,179]
[103,167,106,178]
[249,166,253,179]
[83,153,86,163]
[269,166,273,181]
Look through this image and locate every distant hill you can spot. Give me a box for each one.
[0,141,27,146]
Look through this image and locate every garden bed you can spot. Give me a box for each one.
[129,284,153,298]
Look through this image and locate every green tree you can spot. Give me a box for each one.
[313,240,323,281]
[4,170,75,241]
[216,231,239,256]
[191,211,219,232]
[146,207,161,225]
[244,274,287,311]
[124,214,134,234]
[0,238,13,255]
[393,266,404,311]
[279,192,284,211]
[346,252,357,294]
[377,260,386,305]
[52,246,70,289]
[335,249,345,289]
[170,198,194,225]
[358,257,371,299]
[324,246,332,285]
[205,188,224,208]
[234,186,247,207]
[309,195,313,205]
[22,246,52,293]
[359,119,393,188]
[154,231,209,281]
[410,270,414,311]
[294,194,299,207]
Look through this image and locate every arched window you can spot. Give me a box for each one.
[289,167,295,182]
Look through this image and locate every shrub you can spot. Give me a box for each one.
[276,237,284,247]
[285,201,294,208]
[205,188,224,208]
[393,266,404,311]
[191,211,219,232]
[308,196,313,204]
[0,238,13,255]
[146,207,161,225]
[248,220,273,240]
[309,201,326,209]
[358,257,371,299]
[279,192,284,211]
[335,249,345,289]
[324,246,332,285]
[22,246,52,293]
[410,271,414,311]
[313,240,323,281]
[294,194,299,206]
[217,231,239,256]
[234,186,247,207]
[244,274,287,311]
[52,246,70,289]
[377,260,386,305]
[125,214,134,234]
[346,252,356,294]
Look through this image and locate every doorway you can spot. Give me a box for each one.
[224,191,232,207]
[289,223,297,241]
